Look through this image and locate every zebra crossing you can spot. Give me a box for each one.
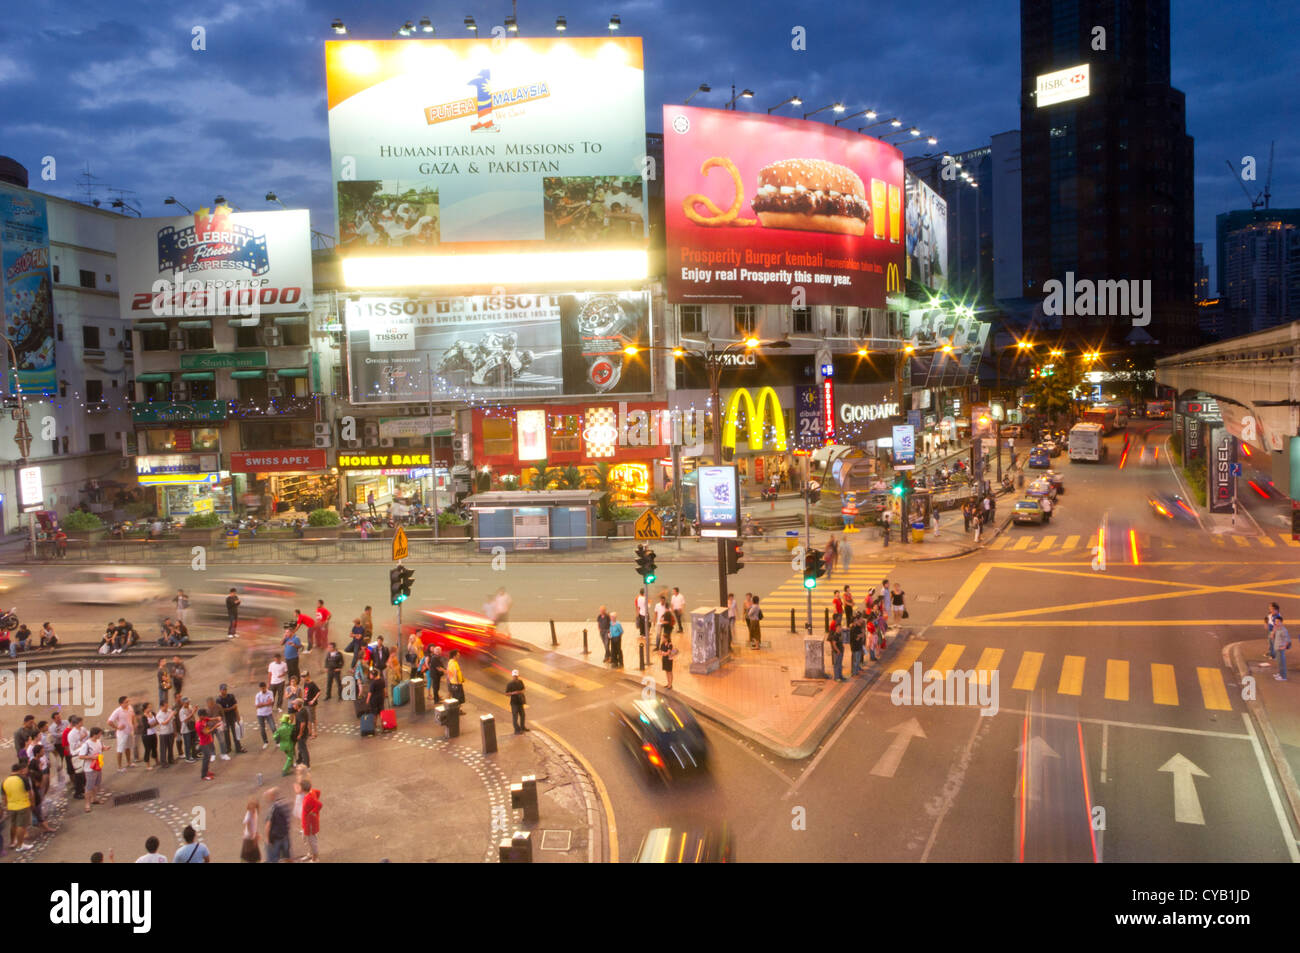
[749,564,897,616]
[987,531,1300,555]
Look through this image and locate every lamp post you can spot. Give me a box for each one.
[0,332,37,554]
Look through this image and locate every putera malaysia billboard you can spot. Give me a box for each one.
[664,105,904,307]
[345,291,651,403]
[325,37,647,276]
[0,184,56,395]
[904,171,947,291]
[115,208,314,319]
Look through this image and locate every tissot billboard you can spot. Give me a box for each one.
[664,105,904,307]
[115,208,314,319]
[345,291,651,403]
[325,38,647,268]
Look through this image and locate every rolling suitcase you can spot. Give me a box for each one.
[392,680,410,707]
[359,712,376,737]
[380,709,397,732]
[353,697,368,718]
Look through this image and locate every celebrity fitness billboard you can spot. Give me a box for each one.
[345,291,651,403]
[115,208,314,318]
[904,171,947,291]
[663,105,904,307]
[325,38,647,265]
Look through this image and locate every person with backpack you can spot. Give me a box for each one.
[173,824,211,863]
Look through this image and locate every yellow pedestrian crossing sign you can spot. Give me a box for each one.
[634,509,663,540]
[392,525,409,561]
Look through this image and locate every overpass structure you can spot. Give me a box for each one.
[1155,320,1300,497]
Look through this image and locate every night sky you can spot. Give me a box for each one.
[2,0,1295,292]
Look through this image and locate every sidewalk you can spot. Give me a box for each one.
[511,618,917,759]
[1227,638,1300,836]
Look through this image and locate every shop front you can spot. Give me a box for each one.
[668,385,795,496]
[471,401,668,501]
[136,453,231,518]
[337,451,435,518]
[228,449,335,519]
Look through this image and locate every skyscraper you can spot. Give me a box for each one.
[1223,220,1300,333]
[1020,0,1196,349]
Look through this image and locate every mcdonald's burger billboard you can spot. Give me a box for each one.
[664,105,905,307]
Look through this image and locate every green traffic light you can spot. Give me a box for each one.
[892,486,903,497]
[803,577,816,590]
[645,573,657,584]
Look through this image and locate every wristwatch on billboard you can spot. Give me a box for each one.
[576,294,638,393]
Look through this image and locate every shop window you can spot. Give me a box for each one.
[85,379,104,403]
[236,325,260,348]
[83,325,101,349]
[141,380,168,402]
[187,378,216,400]
[733,305,756,337]
[792,308,812,334]
[88,433,107,452]
[550,414,580,453]
[833,307,848,336]
[184,323,214,350]
[482,417,514,456]
[281,322,309,346]
[141,327,168,350]
[240,420,315,448]
[192,428,221,451]
[678,304,703,334]
[237,377,269,403]
[79,269,96,289]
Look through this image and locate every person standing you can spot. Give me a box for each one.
[931,508,941,536]
[1264,602,1282,665]
[361,605,374,641]
[635,587,648,645]
[299,779,322,862]
[849,616,865,677]
[63,716,86,801]
[216,684,246,755]
[832,590,843,627]
[445,650,466,708]
[175,589,190,627]
[302,673,320,739]
[842,585,856,620]
[747,596,763,649]
[824,535,838,580]
[240,795,261,863]
[254,683,275,749]
[156,659,171,709]
[828,625,845,682]
[429,645,446,703]
[505,669,528,733]
[173,825,211,863]
[288,610,313,660]
[324,643,344,700]
[891,581,906,623]
[670,587,686,635]
[268,654,288,709]
[264,789,293,863]
[178,698,197,762]
[654,595,670,652]
[225,588,240,638]
[659,631,677,690]
[167,656,186,704]
[74,727,105,811]
[140,702,159,770]
[313,599,332,652]
[367,489,377,518]
[840,536,853,574]
[1273,620,1291,682]
[348,618,366,670]
[156,700,175,769]
[292,698,310,768]
[195,708,219,781]
[107,696,135,772]
[596,605,612,662]
[4,763,32,852]
[608,612,624,668]
[880,580,893,626]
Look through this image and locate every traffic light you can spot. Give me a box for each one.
[892,478,905,498]
[399,565,414,602]
[389,566,403,605]
[803,548,824,589]
[635,544,657,585]
[725,540,744,574]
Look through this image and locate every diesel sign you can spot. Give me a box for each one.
[1207,425,1236,515]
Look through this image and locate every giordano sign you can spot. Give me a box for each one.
[723,387,788,452]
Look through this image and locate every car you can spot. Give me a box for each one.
[1025,478,1058,503]
[1148,492,1196,524]
[192,574,308,623]
[613,692,709,783]
[48,566,169,605]
[0,570,31,595]
[1001,424,1022,439]
[1041,471,1065,495]
[634,825,733,863]
[1040,439,1063,457]
[404,606,510,666]
[1028,447,1052,468]
[1012,499,1046,525]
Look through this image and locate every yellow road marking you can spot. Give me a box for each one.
[988,536,1011,550]
[1012,651,1044,691]
[1211,536,1226,547]
[1281,534,1300,548]
[973,647,1003,684]
[1259,535,1276,547]
[932,563,994,627]
[929,643,966,676]
[885,639,928,675]
[1058,655,1086,695]
[1011,536,1034,551]
[1105,659,1130,701]
[1151,663,1179,706]
[1087,534,1098,548]
[517,657,602,693]
[1197,667,1232,711]
[1061,535,1080,550]
[1034,535,1058,552]
[1232,535,1250,547]
[461,678,513,708]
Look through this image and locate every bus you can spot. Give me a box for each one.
[1068,422,1108,462]
[1082,406,1124,433]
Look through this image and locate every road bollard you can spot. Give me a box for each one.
[790,608,796,633]
[498,830,533,863]
[510,774,540,823]
[638,641,646,671]
[824,607,830,633]
[435,699,461,739]
[480,713,497,755]
[582,628,589,655]
[549,619,558,647]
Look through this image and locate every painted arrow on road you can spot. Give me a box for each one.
[869,718,926,778]
[1012,735,1061,801]
[1158,754,1209,825]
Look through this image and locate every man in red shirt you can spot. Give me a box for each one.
[298,778,322,862]
[290,609,316,657]
[195,709,220,780]
[313,600,331,652]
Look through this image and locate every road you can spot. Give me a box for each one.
[10,422,1299,861]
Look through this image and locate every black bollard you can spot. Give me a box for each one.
[824,607,830,632]
[549,619,558,647]
[790,608,796,633]
[480,713,497,754]
[511,775,540,823]
[435,699,461,739]
[582,628,589,655]
[638,641,646,671]
[498,830,533,863]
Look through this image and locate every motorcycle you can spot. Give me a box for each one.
[0,607,19,632]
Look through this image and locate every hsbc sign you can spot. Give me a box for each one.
[840,401,899,424]
[1035,63,1091,107]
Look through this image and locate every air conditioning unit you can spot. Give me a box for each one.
[363,421,381,448]
[313,422,333,449]
[262,326,282,347]
[267,385,284,399]
[344,438,362,449]
[379,437,395,448]
[168,330,185,350]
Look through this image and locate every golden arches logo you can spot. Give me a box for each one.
[885,262,902,294]
[722,387,787,452]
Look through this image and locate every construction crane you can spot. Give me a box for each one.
[1225,141,1274,210]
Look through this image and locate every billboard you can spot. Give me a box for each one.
[891,425,916,468]
[794,385,824,451]
[663,105,904,307]
[1035,63,1091,107]
[0,185,56,395]
[325,37,647,282]
[345,291,651,403]
[697,465,739,538]
[115,208,314,318]
[1208,425,1236,515]
[904,171,947,291]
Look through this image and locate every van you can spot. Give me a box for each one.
[49,566,168,605]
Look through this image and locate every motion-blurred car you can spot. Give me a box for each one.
[1013,499,1046,525]
[1001,424,1022,438]
[1148,492,1196,524]
[192,574,307,624]
[1026,478,1058,502]
[49,566,168,605]
[613,693,709,783]
[1028,447,1052,469]
[634,825,733,863]
[1042,470,1065,494]
[0,570,31,595]
[405,606,510,665]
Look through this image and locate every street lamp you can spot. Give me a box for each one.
[803,102,845,120]
[858,117,900,133]
[684,83,712,104]
[767,95,802,113]
[724,86,754,109]
[330,18,347,34]
[834,108,876,126]
[164,196,192,213]
[110,199,141,217]
[265,191,285,207]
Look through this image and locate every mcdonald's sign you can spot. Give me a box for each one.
[885,261,902,294]
[722,387,788,452]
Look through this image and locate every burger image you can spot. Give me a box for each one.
[751,159,869,236]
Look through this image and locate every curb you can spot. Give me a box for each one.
[1163,434,1207,532]
[529,723,614,864]
[1225,639,1300,831]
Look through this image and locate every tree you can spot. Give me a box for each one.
[1025,359,1084,428]
[557,465,583,489]
[528,460,559,491]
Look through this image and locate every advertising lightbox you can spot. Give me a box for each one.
[697,465,739,538]
[904,171,947,291]
[891,425,915,469]
[1035,63,1091,107]
[0,185,57,396]
[325,37,648,287]
[345,291,651,403]
[664,105,904,307]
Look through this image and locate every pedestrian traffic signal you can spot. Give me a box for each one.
[398,565,414,602]
[635,544,657,584]
[726,540,744,574]
[803,549,824,589]
[389,566,403,605]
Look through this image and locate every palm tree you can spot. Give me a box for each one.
[558,465,583,490]
[528,460,558,491]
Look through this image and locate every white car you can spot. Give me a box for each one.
[49,566,169,605]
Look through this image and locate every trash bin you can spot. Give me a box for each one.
[785,530,801,551]
[911,522,926,543]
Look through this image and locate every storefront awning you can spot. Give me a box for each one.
[227,316,260,327]
[180,371,215,382]
[177,320,211,330]
[135,372,171,383]
[272,316,307,326]
[230,369,266,380]
[274,367,308,378]
[133,322,167,331]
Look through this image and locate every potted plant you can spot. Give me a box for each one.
[303,507,342,539]
[180,511,223,544]
[610,505,639,537]
[62,509,107,543]
[437,510,471,538]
